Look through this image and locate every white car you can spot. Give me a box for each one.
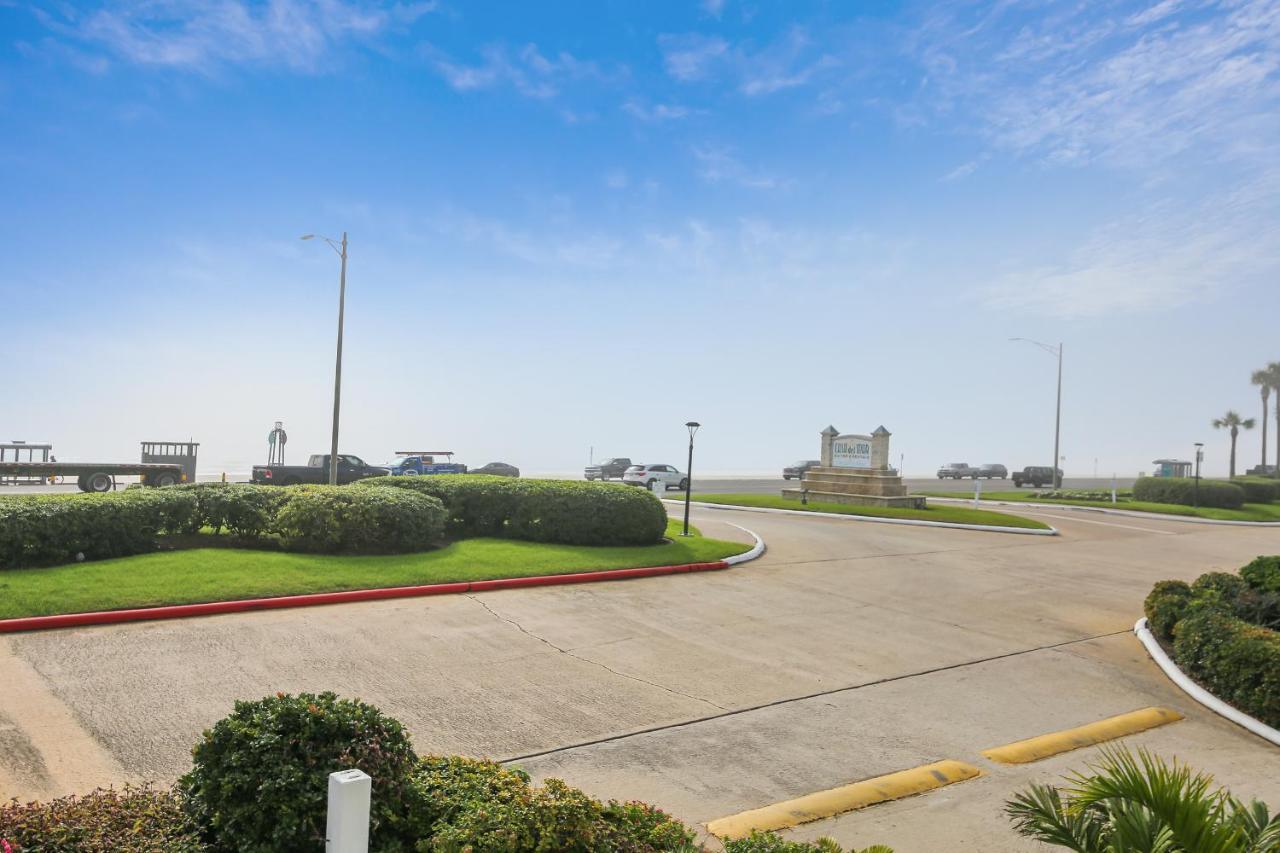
[622,463,688,491]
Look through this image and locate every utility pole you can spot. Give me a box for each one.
[301,231,349,486]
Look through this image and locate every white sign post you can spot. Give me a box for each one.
[326,769,371,853]
[650,479,665,499]
[973,477,983,509]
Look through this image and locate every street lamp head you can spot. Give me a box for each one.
[686,421,701,439]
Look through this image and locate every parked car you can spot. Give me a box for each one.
[252,454,390,486]
[936,463,975,479]
[584,457,632,480]
[386,451,467,476]
[1012,466,1063,488]
[471,461,519,477]
[975,463,1008,479]
[622,464,688,491]
[783,460,821,480]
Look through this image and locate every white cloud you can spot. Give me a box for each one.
[622,99,693,121]
[691,145,787,189]
[658,33,728,81]
[701,0,726,18]
[425,42,606,99]
[37,0,435,72]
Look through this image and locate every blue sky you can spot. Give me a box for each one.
[2,0,1278,476]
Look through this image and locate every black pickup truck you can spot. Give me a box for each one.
[584,457,632,481]
[1012,466,1063,488]
[252,454,390,486]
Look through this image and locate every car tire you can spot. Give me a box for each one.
[87,472,113,492]
[646,479,657,489]
[678,478,689,490]
[152,471,179,487]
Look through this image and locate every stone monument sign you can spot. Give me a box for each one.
[784,425,925,509]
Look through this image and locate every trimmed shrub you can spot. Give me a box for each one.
[274,485,446,553]
[180,692,419,852]
[1190,571,1246,600]
[358,475,667,546]
[1131,477,1244,509]
[407,755,701,852]
[1241,555,1280,593]
[1172,611,1280,727]
[1143,579,1192,641]
[724,833,892,852]
[0,784,203,852]
[170,483,288,538]
[1232,477,1280,504]
[0,489,197,570]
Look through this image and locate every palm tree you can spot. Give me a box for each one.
[1006,747,1280,852]
[1253,368,1272,472]
[1214,410,1256,479]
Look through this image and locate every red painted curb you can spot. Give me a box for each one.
[0,560,731,634]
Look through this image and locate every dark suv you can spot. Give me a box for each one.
[1012,466,1063,488]
[783,460,821,480]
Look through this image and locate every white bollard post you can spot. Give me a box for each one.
[973,477,982,509]
[1111,474,1118,505]
[651,479,665,499]
[326,769,371,853]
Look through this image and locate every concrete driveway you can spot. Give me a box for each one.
[1,505,1276,850]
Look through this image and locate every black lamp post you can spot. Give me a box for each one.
[682,421,700,537]
[1194,442,1204,507]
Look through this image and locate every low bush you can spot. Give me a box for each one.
[724,833,892,852]
[0,784,203,852]
[1231,477,1280,504]
[1172,611,1280,727]
[1143,579,1192,641]
[1241,555,1280,593]
[359,475,667,546]
[1131,477,1245,509]
[170,483,288,538]
[0,489,197,570]
[274,485,446,553]
[180,691,420,852]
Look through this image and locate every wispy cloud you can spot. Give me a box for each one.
[622,99,694,121]
[692,145,787,189]
[34,0,434,72]
[659,26,838,96]
[425,42,609,99]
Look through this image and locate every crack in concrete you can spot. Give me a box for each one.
[463,595,727,712]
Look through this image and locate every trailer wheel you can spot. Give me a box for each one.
[76,474,89,491]
[87,472,113,492]
[152,471,179,487]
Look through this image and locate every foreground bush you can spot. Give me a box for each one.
[1142,579,1192,640]
[170,482,288,538]
[274,485,446,553]
[724,833,892,852]
[0,784,202,852]
[1173,610,1280,726]
[360,475,668,546]
[180,692,420,852]
[1232,477,1280,504]
[0,489,196,570]
[1131,476,1245,509]
[1006,746,1278,851]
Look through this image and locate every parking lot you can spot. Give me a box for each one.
[1,500,1274,850]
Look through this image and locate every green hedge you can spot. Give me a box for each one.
[1173,611,1280,727]
[357,475,668,546]
[274,485,446,554]
[0,784,203,851]
[1131,477,1245,508]
[1143,580,1192,640]
[0,489,197,570]
[1231,477,1280,504]
[171,482,289,538]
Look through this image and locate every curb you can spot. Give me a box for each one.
[930,496,1280,527]
[666,500,1057,536]
[1133,617,1280,746]
[0,526,765,635]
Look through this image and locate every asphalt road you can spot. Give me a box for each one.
[0,502,1274,850]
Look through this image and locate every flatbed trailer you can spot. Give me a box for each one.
[0,441,198,493]
[0,462,186,492]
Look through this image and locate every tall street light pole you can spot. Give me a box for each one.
[302,232,349,486]
[1194,442,1204,507]
[1011,338,1064,488]
[683,421,700,537]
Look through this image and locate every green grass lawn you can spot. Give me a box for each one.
[920,491,1280,522]
[0,520,749,620]
[688,493,1051,530]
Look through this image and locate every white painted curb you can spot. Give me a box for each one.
[664,499,1057,536]
[931,496,1280,527]
[1133,617,1280,747]
[721,522,765,565]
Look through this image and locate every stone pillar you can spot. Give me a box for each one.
[820,425,838,467]
[870,426,891,471]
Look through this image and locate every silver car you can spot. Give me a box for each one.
[975,464,1008,479]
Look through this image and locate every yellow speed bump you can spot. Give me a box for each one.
[982,706,1183,765]
[706,760,981,840]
